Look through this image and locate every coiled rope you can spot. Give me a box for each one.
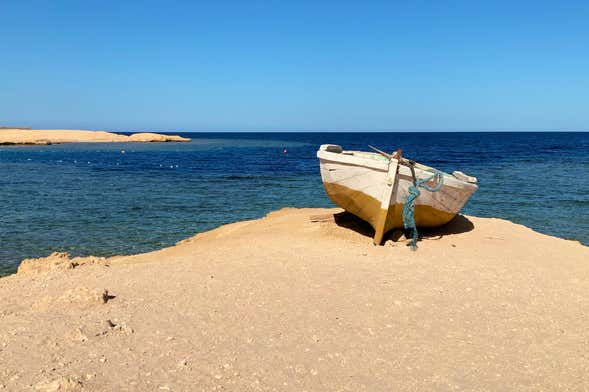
[402,162,444,250]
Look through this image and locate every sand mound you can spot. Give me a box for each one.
[1,208,588,391]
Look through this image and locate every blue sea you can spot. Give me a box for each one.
[1,132,587,276]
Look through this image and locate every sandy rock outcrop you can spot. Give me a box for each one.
[0,129,190,145]
[127,132,190,142]
[17,252,108,275]
[34,376,84,391]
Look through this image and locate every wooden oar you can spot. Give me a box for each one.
[368,145,404,161]
[368,145,392,159]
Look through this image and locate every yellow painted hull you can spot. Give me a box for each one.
[323,182,456,233]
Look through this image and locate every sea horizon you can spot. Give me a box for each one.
[64,129,589,133]
[5,127,588,133]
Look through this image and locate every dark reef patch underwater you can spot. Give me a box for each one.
[1,131,587,275]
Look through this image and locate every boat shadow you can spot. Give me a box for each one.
[419,214,475,240]
[333,211,474,243]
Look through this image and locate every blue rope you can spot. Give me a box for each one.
[402,167,444,250]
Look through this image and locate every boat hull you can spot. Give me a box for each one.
[317,145,478,243]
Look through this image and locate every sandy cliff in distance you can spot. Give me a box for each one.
[0,129,190,145]
[1,208,588,391]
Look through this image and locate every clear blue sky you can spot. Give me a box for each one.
[1,0,587,131]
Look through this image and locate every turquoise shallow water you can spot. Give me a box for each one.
[1,132,587,276]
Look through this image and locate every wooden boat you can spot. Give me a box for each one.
[317,144,478,245]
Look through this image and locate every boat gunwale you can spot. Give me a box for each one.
[317,148,478,191]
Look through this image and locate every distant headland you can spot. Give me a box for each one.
[0,128,190,145]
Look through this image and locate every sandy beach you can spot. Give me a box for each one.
[1,208,588,391]
[0,129,190,145]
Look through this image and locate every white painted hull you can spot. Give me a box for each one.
[317,144,478,244]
